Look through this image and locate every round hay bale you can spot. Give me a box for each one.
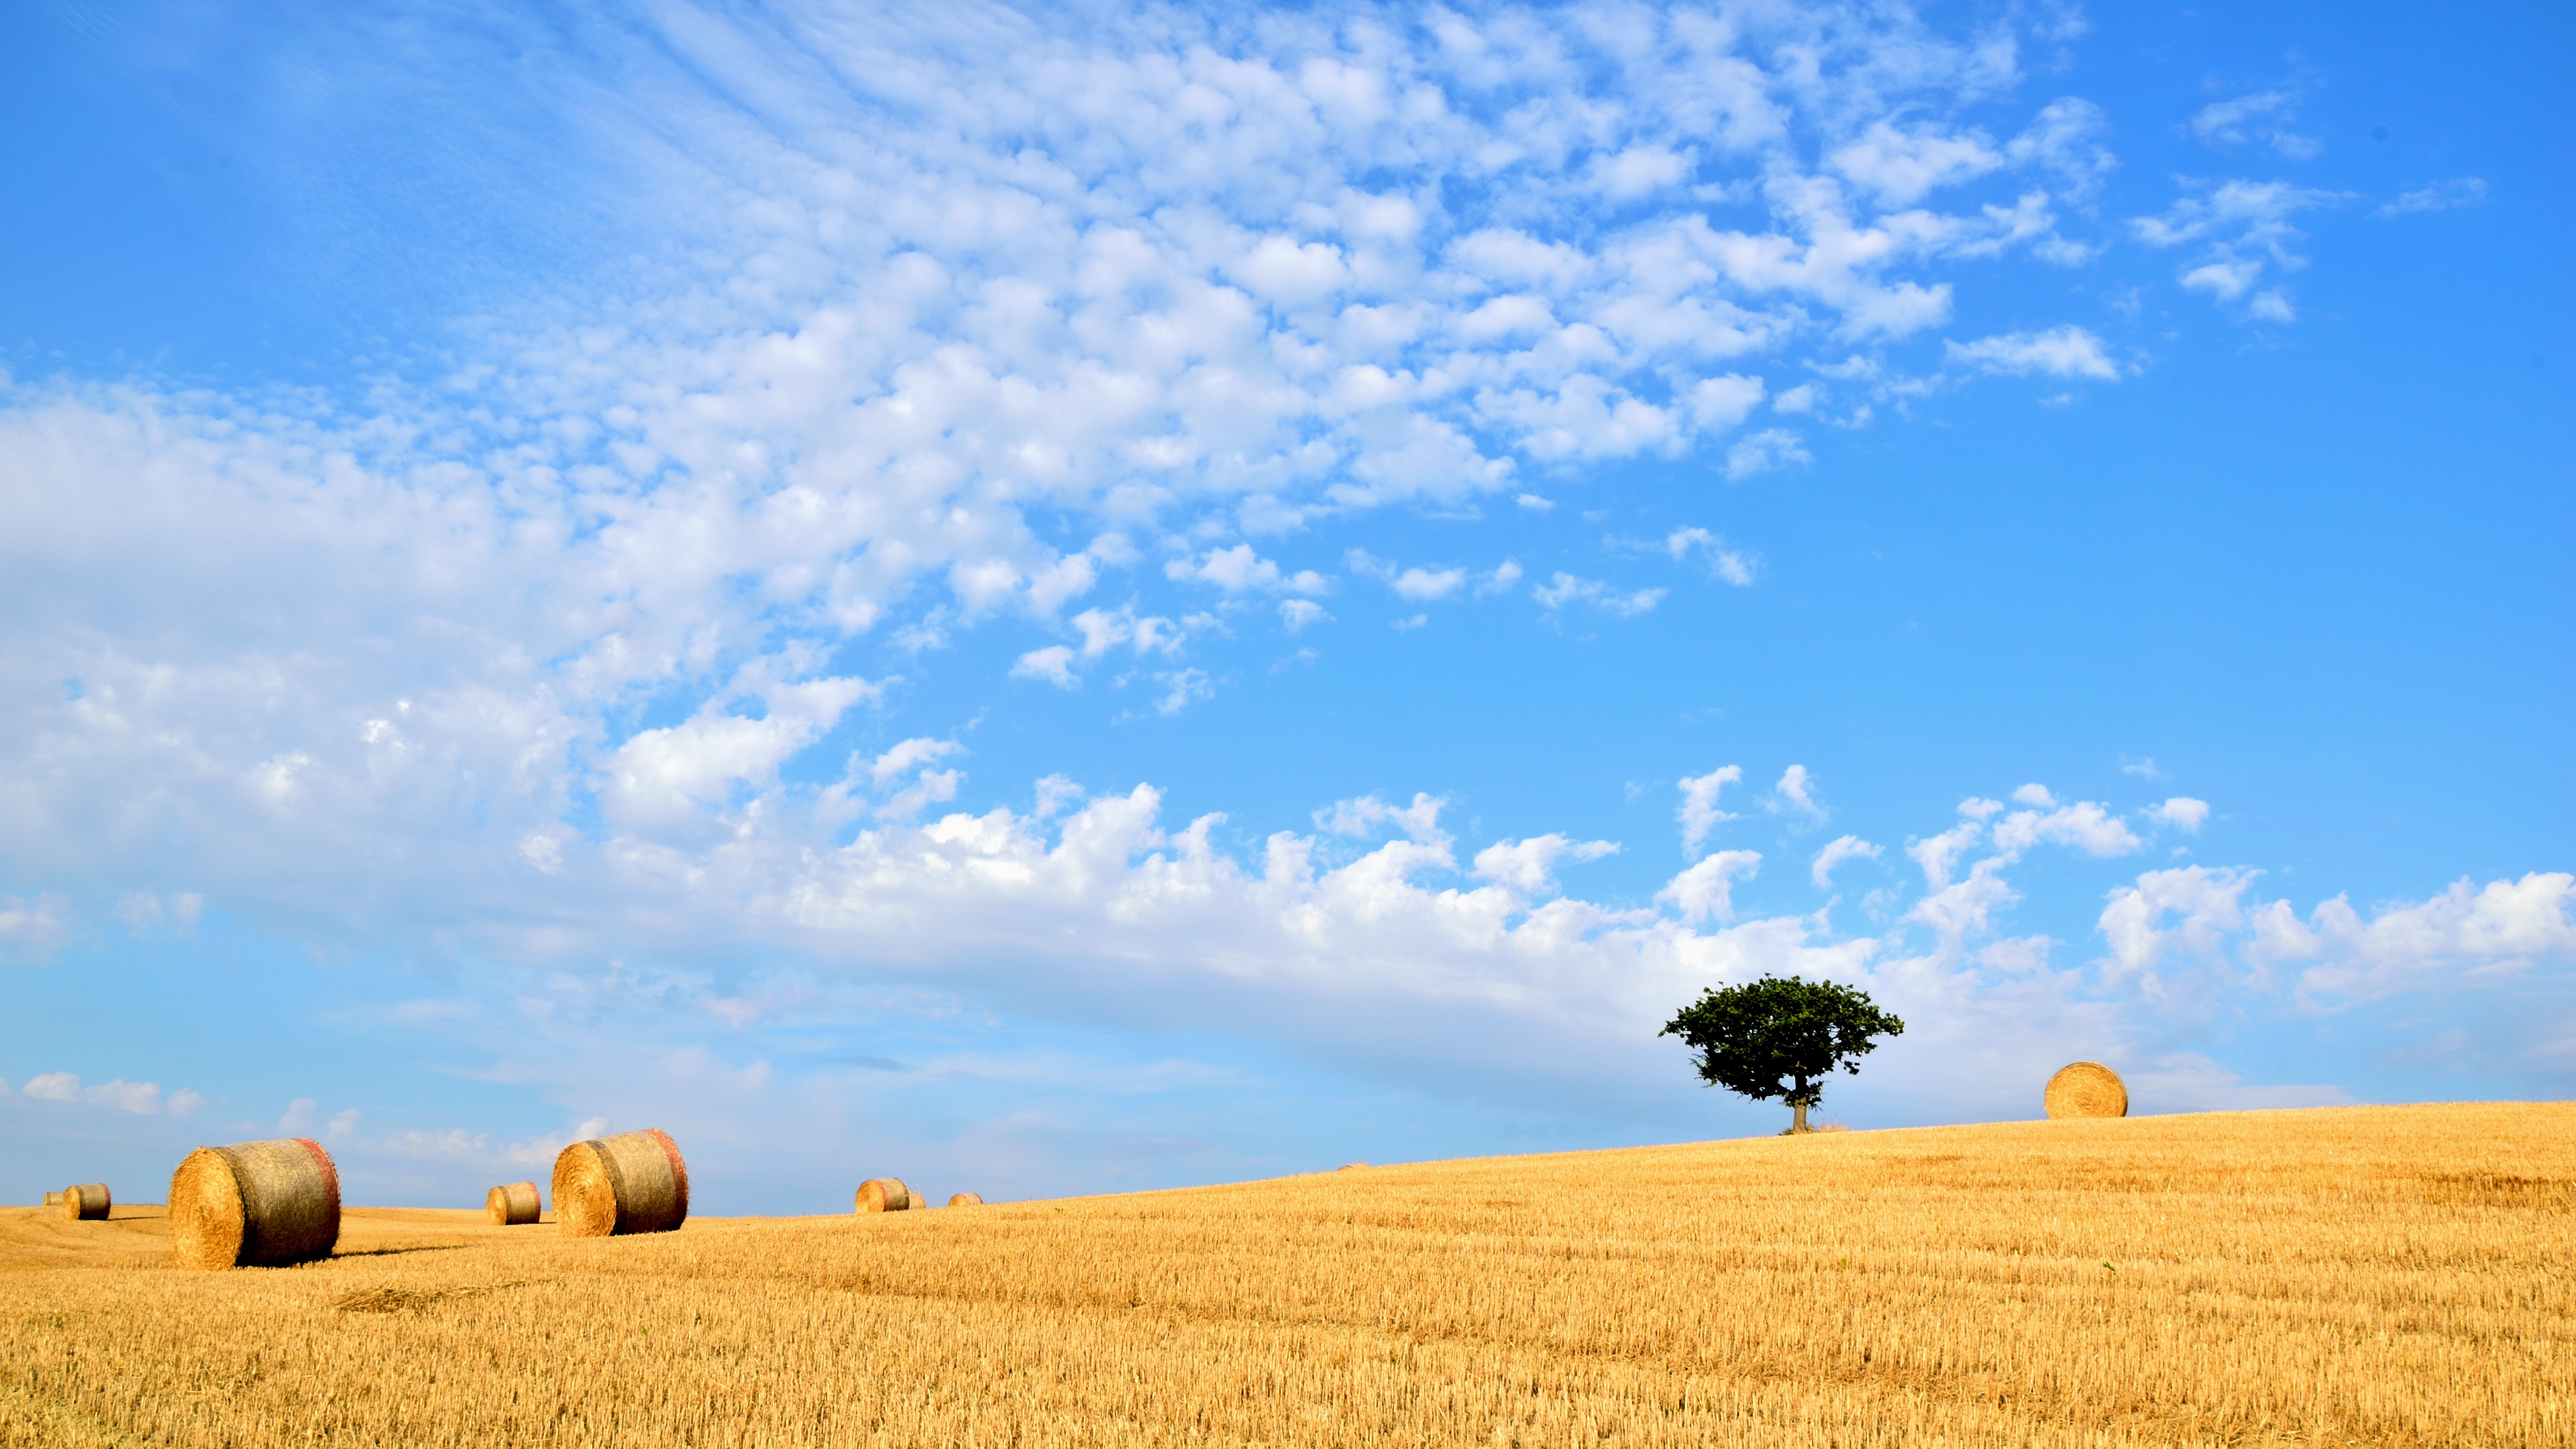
[64,1184,111,1221]
[854,1178,912,1213]
[43,1190,63,1207]
[486,1181,541,1225]
[169,1140,340,1270]
[551,1129,688,1238]
[947,1192,984,1208]
[2045,1061,2129,1119]
[1337,1162,1369,1171]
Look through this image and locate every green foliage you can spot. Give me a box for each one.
[1659,975,1905,1123]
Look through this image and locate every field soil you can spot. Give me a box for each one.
[3,1103,2567,1447]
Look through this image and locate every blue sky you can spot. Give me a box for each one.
[3,0,2568,1214]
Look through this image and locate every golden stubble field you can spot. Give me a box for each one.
[3,1103,2568,1448]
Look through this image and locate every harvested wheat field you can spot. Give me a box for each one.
[2,1103,2567,1448]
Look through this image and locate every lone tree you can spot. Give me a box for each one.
[1660,975,1905,1134]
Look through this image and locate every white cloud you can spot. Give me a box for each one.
[2098,866,2256,995]
[0,894,74,960]
[1770,764,1824,818]
[1830,121,2005,208]
[2012,783,2056,808]
[1665,528,1757,586]
[1278,599,1329,633]
[1317,792,1446,843]
[1472,835,1619,896]
[1944,325,2121,380]
[20,1072,173,1115]
[1677,767,1743,856]
[2154,797,2211,832]
[870,738,959,787]
[1811,835,1883,889]
[1724,428,1812,481]
[1012,646,1080,688]
[603,673,879,832]
[282,1097,318,1133]
[1992,800,2142,857]
[1165,545,1328,595]
[2378,178,2488,217]
[2134,180,2348,322]
[1151,669,1215,717]
[1909,823,1982,890]
[1657,850,1764,924]
[2187,90,2321,160]
[2251,872,2576,1005]
[115,892,204,936]
[1533,572,1666,617]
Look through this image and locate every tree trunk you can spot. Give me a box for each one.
[1791,1076,1811,1134]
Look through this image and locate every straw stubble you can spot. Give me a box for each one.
[552,1130,689,1238]
[168,1139,340,1270]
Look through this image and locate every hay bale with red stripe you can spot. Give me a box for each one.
[486,1180,541,1225]
[169,1139,340,1269]
[854,1178,914,1213]
[552,1129,688,1237]
[947,1192,984,1207]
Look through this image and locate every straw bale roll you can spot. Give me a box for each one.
[947,1192,984,1207]
[64,1184,111,1221]
[854,1178,913,1213]
[486,1180,542,1225]
[169,1139,340,1270]
[43,1190,64,1207]
[2044,1061,2129,1119]
[552,1129,688,1238]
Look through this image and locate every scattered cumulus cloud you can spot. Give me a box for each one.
[1811,835,1883,889]
[1665,528,1758,585]
[2155,797,2211,832]
[1678,767,1744,856]
[1944,325,2121,380]
[2187,90,2322,160]
[1534,572,1665,618]
[2377,178,2488,217]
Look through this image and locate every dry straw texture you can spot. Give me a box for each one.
[552,1130,688,1239]
[2045,1061,2130,1119]
[947,1193,984,1208]
[63,1186,109,1221]
[42,1191,62,1207]
[854,1179,913,1213]
[4,1103,2569,1448]
[167,1139,340,1270]
[485,1182,541,1226]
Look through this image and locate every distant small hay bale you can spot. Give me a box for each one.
[486,1181,541,1225]
[855,1178,913,1213]
[1337,1163,1369,1171]
[64,1184,111,1221]
[552,1129,688,1238]
[947,1193,984,1208]
[169,1140,340,1270]
[43,1190,64,1207]
[2045,1061,2129,1119]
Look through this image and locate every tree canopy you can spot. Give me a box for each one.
[1660,975,1905,1133]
